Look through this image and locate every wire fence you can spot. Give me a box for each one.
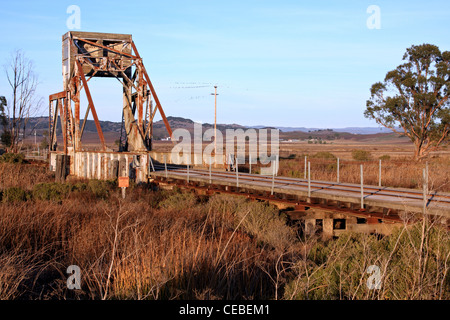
[8,146,449,193]
[21,147,49,161]
[276,155,449,192]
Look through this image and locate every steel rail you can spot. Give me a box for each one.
[151,164,450,204]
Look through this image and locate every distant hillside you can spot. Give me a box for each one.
[21,117,122,136]
[252,125,395,135]
[152,116,248,139]
[277,129,404,142]
[19,116,404,142]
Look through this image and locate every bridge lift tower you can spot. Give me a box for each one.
[48,31,173,181]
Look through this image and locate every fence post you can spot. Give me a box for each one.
[236,157,239,188]
[271,161,275,195]
[276,154,279,176]
[379,159,382,187]
[186,155,190,183]
[308,161,311,199]
[304,156,307,180]
[164,155,167,178]
[337,158,340,183]
[149,156,155,172]
[209,157,212,184]
[360,164,364,209]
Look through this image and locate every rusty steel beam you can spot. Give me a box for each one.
[75,37,137,60]
[49,91,66,101]
[137,69,143,129]
[51,32,172,154]
[49,99,58,151]
[76,59,106,151]
[80,104,91,138]
[63,97,68,153]
[72,64,81,151]
[131,41,173,140]
[66,93,74,148]
[49,91,69,152]
[50,100,59,151]
[74,99,80,150]
[57,97,66,153]
[154,179,406,224]
[48,99,51,152]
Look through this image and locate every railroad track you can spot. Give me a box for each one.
[151,164,450,206]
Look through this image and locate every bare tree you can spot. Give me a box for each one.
[4,49,42,153]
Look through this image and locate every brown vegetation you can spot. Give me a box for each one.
[0,161,448,300]
[276,154,450,192]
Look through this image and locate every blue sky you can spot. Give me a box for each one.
[0,0,449,128]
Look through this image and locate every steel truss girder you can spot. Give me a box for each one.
[48,32,173,154]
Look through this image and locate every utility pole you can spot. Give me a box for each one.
[211,86,218,155]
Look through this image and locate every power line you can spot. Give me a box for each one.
[170,85,211,89]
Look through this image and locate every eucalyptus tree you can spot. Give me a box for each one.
[365,44,450,159]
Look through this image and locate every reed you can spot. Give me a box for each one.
[0,162,448,300]
[276,155,450,192]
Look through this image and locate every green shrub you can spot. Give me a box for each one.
[72,182,88,192]
[284,223,450,300]
[31,180,113,201]
[32,182,71,201]
[351,149,372,161]
[87,179,113,199]
[2,187,28,202]
[0,153,25,164]
[146,189,173,209]
[379,154,391,161]
[310,151,336,160]
[159,191,197,210]
[208,194,296,250]
[236,201,296,250]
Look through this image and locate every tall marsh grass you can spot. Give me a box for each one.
[0,162,448,300]
[277,155,450,192]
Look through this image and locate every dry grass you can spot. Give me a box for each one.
[0,161,53,191]
[0,163,296,299]
[273,141,450,192]
[276,156,450,192]
[285,221,450,300]
[154,140,450,192]
[0,161,448,300]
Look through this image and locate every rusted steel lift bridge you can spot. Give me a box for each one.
[149,162,450,237]
[49,32,450,237]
